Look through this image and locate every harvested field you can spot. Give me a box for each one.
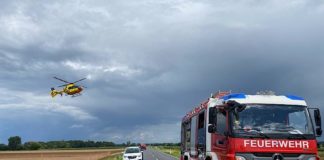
[0,149,123,160]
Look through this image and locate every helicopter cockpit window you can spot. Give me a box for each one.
[68,86,78,89]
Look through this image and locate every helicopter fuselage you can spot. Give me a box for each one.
[63,84,83,95]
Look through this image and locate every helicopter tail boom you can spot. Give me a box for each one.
[50,88,63,98]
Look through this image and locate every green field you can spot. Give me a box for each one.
[319,147,324,160]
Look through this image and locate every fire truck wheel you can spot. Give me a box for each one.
[205,157,212,160]
[184,156,188,160]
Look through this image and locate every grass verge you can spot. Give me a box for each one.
[99,154,123,160]
[319,150,323,160]
[151,146,180,158]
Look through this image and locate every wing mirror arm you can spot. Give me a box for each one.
[208,107,217,133]
[208,124,217,133]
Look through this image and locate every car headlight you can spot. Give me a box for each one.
[308,157,316,160]
[235,156,246,160]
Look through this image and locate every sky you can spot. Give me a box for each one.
[0,0,324,144]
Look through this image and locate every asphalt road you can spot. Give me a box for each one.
[143,149,178,160]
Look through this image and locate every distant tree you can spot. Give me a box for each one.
[37,142,47,149]
[69,140,85,148]
[126,141,131,146]
[24,142,41,150]
[38,140,115,149]
[8,136,22,150]
[46,141,70,149]
[0,144,8,151]
[130,143,137,146]
[5,138,116,150]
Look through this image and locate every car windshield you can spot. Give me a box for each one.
[232,105,314,137]
[125,148,140,153]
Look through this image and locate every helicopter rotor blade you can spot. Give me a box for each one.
[53,77,70,83]
[58,84,68,87]
[72,78,86,84]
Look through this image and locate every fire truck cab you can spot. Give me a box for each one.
[180,92,322,160]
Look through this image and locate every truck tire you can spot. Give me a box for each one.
[205,157,212,160]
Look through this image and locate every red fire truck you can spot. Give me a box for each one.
[180,92,322,160]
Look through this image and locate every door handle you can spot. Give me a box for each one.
[217,140,224,145]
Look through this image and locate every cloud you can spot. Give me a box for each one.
[0,8,40,48]
[63,60,142,78]
[0,88,97,121]
[90,122,180,143]
[70,124,84,129]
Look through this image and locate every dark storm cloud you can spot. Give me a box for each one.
[0,0,324,143]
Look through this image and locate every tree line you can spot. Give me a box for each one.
[148,143,180,146]
[0,136,180,151]
[0,136,118,151]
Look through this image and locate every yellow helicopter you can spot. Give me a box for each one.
[51,77,86,98]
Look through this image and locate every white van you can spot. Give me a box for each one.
[123,146,143,160]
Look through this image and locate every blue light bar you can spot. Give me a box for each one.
[285,95,304,100]
[221,93,246,100]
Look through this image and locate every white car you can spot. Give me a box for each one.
[123,147,143,160]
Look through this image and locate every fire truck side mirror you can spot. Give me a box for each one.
[314,109,321,126]
[312,109,322,136]
[314,109,322,136]
[316,128,322,136]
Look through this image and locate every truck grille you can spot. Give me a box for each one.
[253,153,301,158]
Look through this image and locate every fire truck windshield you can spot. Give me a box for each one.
[232,104,314,139]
